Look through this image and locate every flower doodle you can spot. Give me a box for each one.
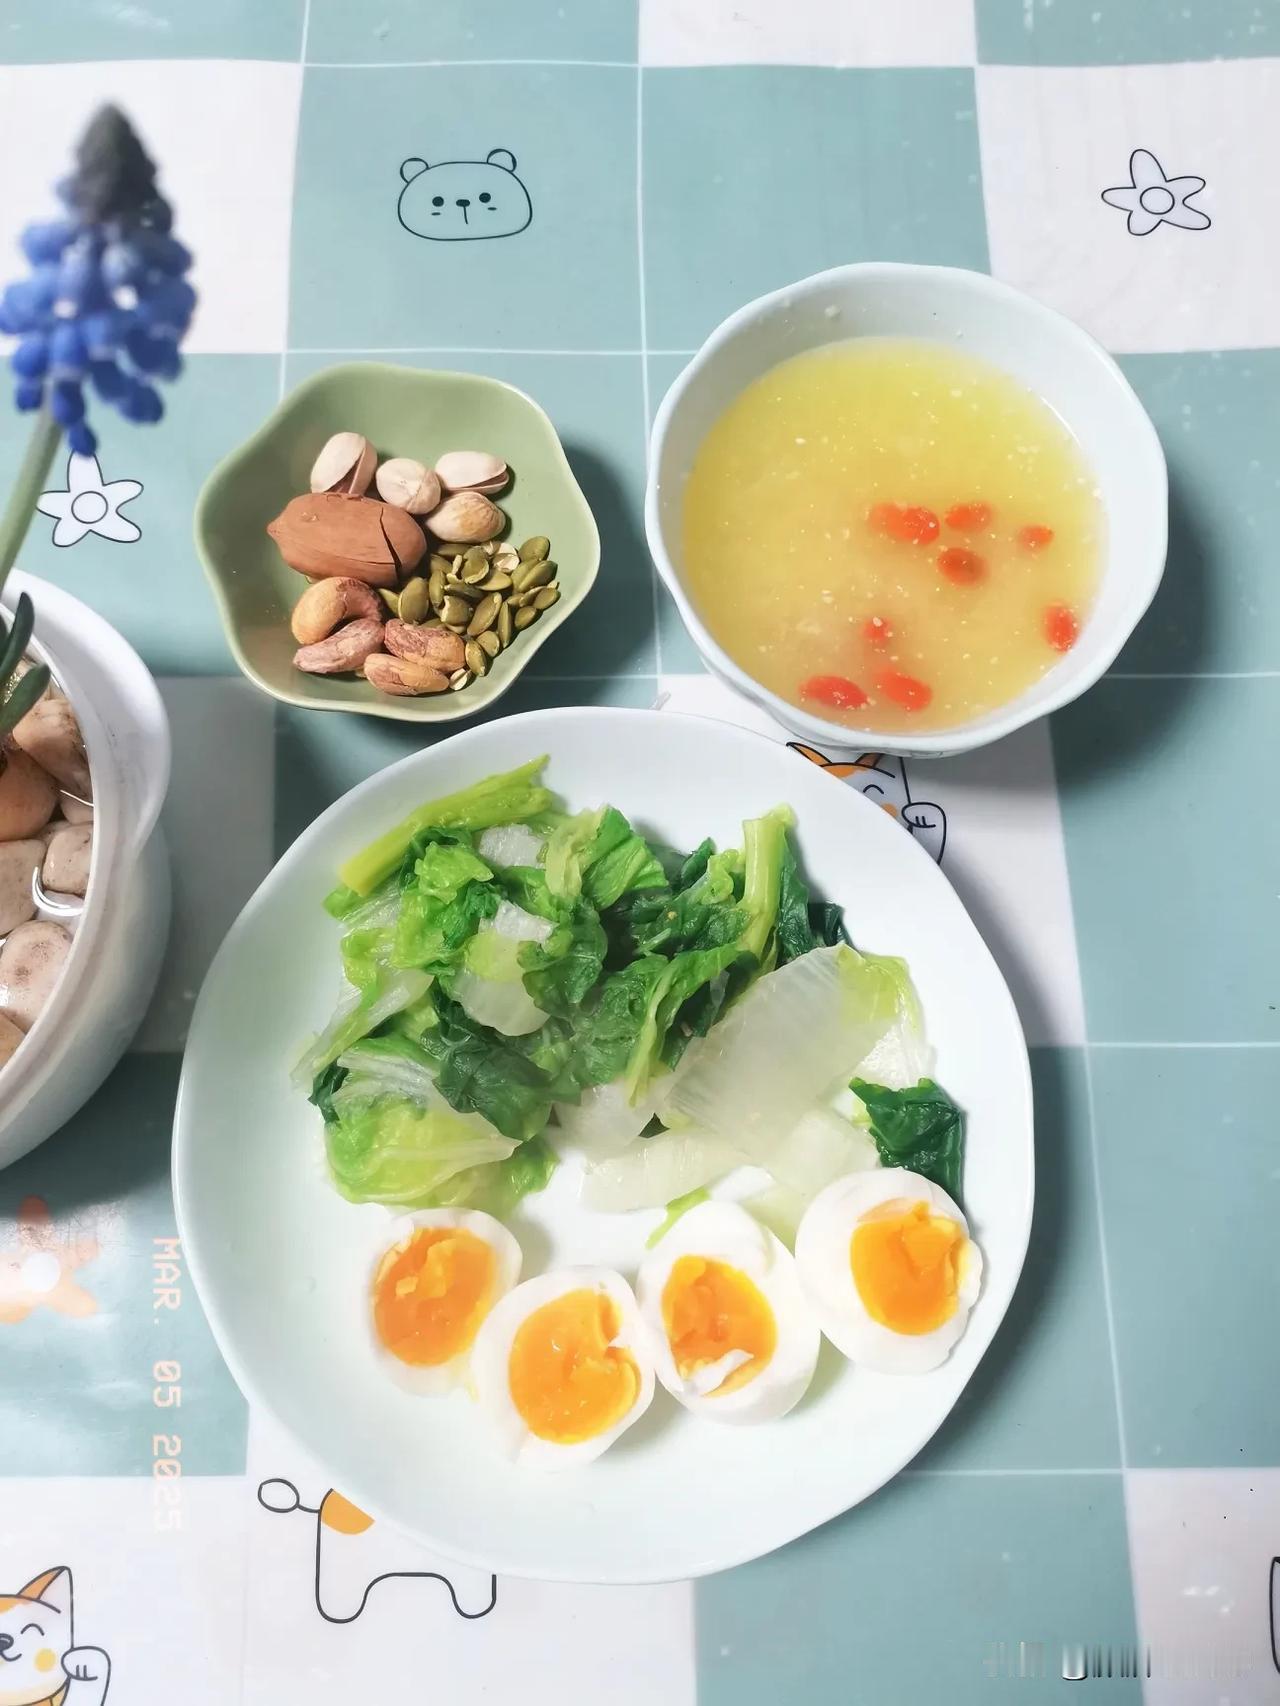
[36,451,141,547]
[1101,148,1210,236]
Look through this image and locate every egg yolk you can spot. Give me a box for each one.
[508,1289,640,1445]
[850,1200,966,1336]
[372,1227,497,1367]
[661,1256,777,1396]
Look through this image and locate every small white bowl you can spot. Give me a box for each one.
[0,572,171,1169]
[645,263,1168,758]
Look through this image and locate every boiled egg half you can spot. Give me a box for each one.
[637,1200,819,1423]
[472,1268,655,1468]
[369,1208,521,1393]
[795,1168,982,1374]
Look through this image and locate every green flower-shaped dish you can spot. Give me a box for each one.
[195,362,600,722]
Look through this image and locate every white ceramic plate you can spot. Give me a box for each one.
[173,708,1033,1584]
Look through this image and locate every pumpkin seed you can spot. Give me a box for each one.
[513,604,539,630]
[532,584,561,612]
[427,566,446,610]
[509,587,539,609]
[496,601,514,647]
[398,577,431,624]
[467,592,502,636]
[518,535,550,564]
[446,577,484,603]
[434,543,469,559]
[378,588,401,616]
[464,639,490,676]
[449,669,473,692]
[514,559,555,593]
[479,569,513,592]
[462,549,489,584]
[476,628,501,658]
[429,554,454,577]
[439,594,472,627]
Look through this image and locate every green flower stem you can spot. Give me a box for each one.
[0,407,62,608]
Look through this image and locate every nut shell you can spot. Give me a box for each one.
[267,493,427,586]
[434,450,508,494]
[375,457,442,515]
[310,432,377,496]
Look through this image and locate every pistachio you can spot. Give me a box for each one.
[396,577,432,624]
[435,450,509,495]
[449,669,473,692]
[427,489,505,545]
[476,628,501,659]
[364,653,449,697]
[291,576,386,645]
[310,432,377,496]
[375,457,442,515]
[532,584,561,611]
[384,621,466,674]
[518,535,550,564]
[379,588,402,616]
[464,639,490,677]
[467,592,502,636]
[496,601,515,647]
[438,594,472,627]
[513,605,539,630]
[514,558,555,593]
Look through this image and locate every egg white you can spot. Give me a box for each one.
[637,1200,819,1423]
[471,1267,655,1469]
[794,1168,982,1374]
[368,1208,522,1394]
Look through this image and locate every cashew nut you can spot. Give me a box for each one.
[42,821,92,898]
[0,838,42,935]
[290,577,385,646]
[363,653,449,696]
[383,620,466,674]
[0,746,59,840]
[11,694,91,797]
[0,920,72,1033]
[292,616,387,676]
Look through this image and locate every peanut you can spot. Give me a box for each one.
[290,577,385,645]
[363,653,450,697]
[293,616,386,676]
[383,621,465,675]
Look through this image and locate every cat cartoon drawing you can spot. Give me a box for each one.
[257,1479,497,1625]
[0,1568,109,1706]
[789,744,947,865]
[0,1197,98,1326]
[397,150,532,242]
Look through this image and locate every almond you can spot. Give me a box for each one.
[363,653,449,696]
[383,621,465,674]
[267,493,426,587]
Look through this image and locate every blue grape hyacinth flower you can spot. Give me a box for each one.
[0,105,196,455]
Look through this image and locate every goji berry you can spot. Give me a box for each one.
[800,674,869,711]
[1018,523,1055,552]
[867,502,939,545]
[1043,604,1079,651]
[944,501,993,533]
[937,545,987,585]
[875,668,933,713]
[863,615,892,646]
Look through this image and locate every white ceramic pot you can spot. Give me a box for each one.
[645,262,1168,758]
[0,571,170,1168]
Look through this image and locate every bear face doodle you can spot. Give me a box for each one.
[397,149,532,242]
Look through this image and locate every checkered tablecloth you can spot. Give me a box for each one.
[1,2,1276,1700]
